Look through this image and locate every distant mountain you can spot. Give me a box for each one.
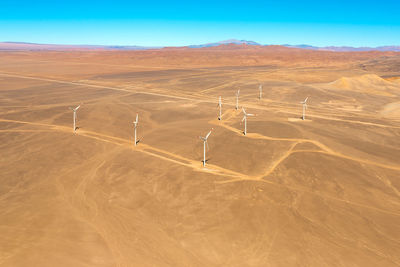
[1,40,399,52]
[189,41,400,52]
[188,39,260,48]
[188,40,400,52]
[283,44,318,50]
[0,42,159,51]
[283,44,400,52]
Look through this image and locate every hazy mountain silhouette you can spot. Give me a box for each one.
[1,40,399,52]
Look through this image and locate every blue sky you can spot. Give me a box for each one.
[1,0,399,47]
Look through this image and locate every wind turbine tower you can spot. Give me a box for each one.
[199,128,213,167]
[241,107,255,135]
[217,96,222,120]
[133,113,139,146]
[69,104,80,133]
[301,97,309,120]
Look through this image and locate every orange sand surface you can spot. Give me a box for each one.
[1,46,400,266]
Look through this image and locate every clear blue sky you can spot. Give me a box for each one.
[1,0,399,47]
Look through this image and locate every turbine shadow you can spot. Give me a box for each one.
[202,158,212,164]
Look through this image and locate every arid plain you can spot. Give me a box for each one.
[1,45,400,266]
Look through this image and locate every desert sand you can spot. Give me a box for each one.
[1,45,400,266]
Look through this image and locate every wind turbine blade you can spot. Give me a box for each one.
[247,113,255,116]
[304,97,308,103]
[205,128,213,139]
[242,107,246,115]
[136,114,138,123]
[75,105,80,110]
[242,116,246,122]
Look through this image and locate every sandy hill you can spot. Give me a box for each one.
[332,74,392,89]
[328,74,400,96]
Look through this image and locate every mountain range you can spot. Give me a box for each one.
[0,42,159,51]
[1,39,399,52]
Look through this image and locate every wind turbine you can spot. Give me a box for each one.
[241,107,255,135]
[235,89,240,110]
[300,97,309,120]
[69,104,80,133]
[133,113,139,146]
[259,84,263,100]
[199,128,213,167]
[217,96,222,120]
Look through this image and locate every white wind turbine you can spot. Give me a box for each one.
[235,89,240,110]
[133,113,139,146]
[69,104,80,133]
[217,96,222,120]
[199,128,213,167]
[259,84,263,100]
[300,97,309,120]
[241,107,255,135]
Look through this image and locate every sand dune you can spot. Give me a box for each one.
[330,74,397,95]
[333,74,391,88]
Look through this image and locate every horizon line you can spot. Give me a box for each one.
[1,40,400,49]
